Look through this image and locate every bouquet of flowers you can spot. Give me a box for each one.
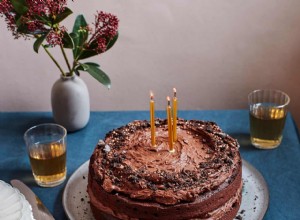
[0,0,119,88]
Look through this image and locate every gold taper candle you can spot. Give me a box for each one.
[167,96,174,152]
[150,92,156,146]
[173,88,178,142]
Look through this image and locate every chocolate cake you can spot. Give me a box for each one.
[88,119,242,220]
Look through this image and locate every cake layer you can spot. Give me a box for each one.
[88,165,242,220]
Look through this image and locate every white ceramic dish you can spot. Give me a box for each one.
[0,180,34,220]
[63,159,269,220]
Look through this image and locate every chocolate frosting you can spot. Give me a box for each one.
[90,118,240,206]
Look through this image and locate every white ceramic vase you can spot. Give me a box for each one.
[51,75,90,132]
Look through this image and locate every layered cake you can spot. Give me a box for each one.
[88,119,242,220]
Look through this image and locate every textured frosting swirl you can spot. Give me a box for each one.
[90,118,240,205]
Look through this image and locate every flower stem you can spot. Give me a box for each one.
[43,45,65,76]
[60,45,72,75]
[70,60,78,76]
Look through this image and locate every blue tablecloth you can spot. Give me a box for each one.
[0,110,299,220]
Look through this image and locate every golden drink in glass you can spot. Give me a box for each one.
[24,124,67,187]
[250,105,286,148]
[29,142,66,186]
[248,90,290,149]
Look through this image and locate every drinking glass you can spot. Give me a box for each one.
[24,123,67,187]
[248,89,290,149]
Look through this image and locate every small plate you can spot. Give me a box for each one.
[62,160,269,220]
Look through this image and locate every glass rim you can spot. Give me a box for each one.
[24,123,67,141]
[248,89,290,108]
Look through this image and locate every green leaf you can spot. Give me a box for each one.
[77,49,98,60]
[43,44,51,49]
[34,15,52,26]
[15,15,23,28]
[72,15,88,33]
[16,20,30,34]
[62,32,74,49]
[54,7,73,24]
[83,62,100,67]
[33,34,47,53]
[76,63,111,88]
[77,40,98,60]
[106,32,119,52]
[72,15,88,59]
[11,0,28,15]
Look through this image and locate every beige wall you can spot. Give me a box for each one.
[1,0,300,126]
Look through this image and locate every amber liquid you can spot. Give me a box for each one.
[250,104,286,149]
[29,142,66,187]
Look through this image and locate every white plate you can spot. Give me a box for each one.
[63,160,269,220]
[0,180,34,220]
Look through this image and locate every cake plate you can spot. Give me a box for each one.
[62,159,269,220]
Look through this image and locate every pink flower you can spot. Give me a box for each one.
[95,11,119,38]
[88,11,119,53]
[96,38,107,53]
[0,0,13,15]
[0,0,21,38]
[46,0,68,15]
[26,0,68,16]
[26,0,47,16]
[4,14,20,38]
[0,0,70,39]
[46,26,67,46]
